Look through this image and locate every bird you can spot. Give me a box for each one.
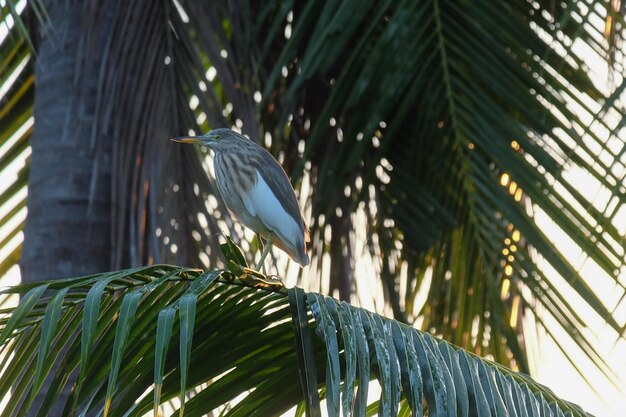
[172,128,310,270]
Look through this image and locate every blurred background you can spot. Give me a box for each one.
[1,1,625,415]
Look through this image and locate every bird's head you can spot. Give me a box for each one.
[171,128,247,151]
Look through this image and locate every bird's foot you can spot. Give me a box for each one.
[239,267,284,290]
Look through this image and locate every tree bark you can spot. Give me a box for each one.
[21,0,114,282]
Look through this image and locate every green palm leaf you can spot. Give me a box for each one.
[0,1,32,279]
[0,265,591,417]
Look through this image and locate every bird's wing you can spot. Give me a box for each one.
[255,148,308,234]
[245,171,302,247]
[241,193,256,217]
[242,169,309,265]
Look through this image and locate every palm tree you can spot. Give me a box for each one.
[1,0,624,414]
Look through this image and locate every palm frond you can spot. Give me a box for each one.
[0,1,33,279]
[238,0,626,380]
[0,264,591,417]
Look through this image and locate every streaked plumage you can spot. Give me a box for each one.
[172,128,310,267]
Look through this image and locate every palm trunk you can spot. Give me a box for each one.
[21,0,114,282]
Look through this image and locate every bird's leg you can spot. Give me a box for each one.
[255,235,273,271]
[255,234,266,274]
[256,233,264,253]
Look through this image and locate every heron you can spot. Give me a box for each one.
[172,128,310,270]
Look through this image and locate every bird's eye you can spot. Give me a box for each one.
[215,135,221,140]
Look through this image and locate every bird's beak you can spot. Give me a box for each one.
[171,136,203,144]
